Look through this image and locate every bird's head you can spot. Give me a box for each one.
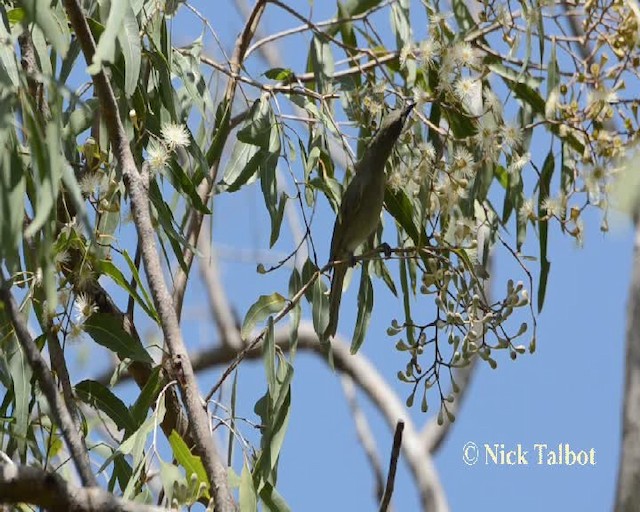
[368,102,415,157]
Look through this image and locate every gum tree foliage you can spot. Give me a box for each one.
[0,0,635,510]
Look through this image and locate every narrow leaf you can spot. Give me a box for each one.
[75,379,135,432]
[241,293,286,340]
[84,313,153,363]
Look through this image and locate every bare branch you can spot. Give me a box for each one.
[0,463,165,512]
[379,420,404,512]
[198,223,244,351]
[341,376,385,501]
[0,273,96,487]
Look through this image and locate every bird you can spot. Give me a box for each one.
[324,102,415,340]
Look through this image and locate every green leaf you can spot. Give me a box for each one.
[547,37,559,95]
[84,313,153,363]
[337,2,360,77]
[241,293,286,340]
[260,138,286,247]
[129,366,163,428]
[264,318,276,400]
[328,0,383,36]
[61,162,93,239]
[399,254,415,346]
[0,6,19,87]
[117,3,141,97]
[8,335,33,460]
[373,257,398,297]
[351,261,373,354]
[148,179,189,273]
[311,273,329,338]
[390,0,411,49]
[172,39,214,116]
[269,193,287,248]
[147,48,177,120]
[60,36,83,84]
[240,460,258,512]
[452,0,476,33]
[98,393,165,476]
[167,159,210,213]
[206,99,231,166]
[237,97,273,147]
[260,481,292,512]
[253,359,293,492]
[309,35,334,94]
[384,187,423,245]
[22,0,69,57]
[287,269,302,357]
[227,370,239,467]
[158,459,183,507]
[560,141,574,196]
[169,430,210,499]
[489,62,544,94]
[121,251,159,322]
[89,0,127,74]
[219,140,262,192]
[0,105,25,266]
[264,67,294,81]
[535,1,545,62]
[111,454,133,493]
[75,379,135,432]
[537,150,554,312]
[25,118,63,239]
[120,395,166,500]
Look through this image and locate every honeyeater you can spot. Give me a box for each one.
[324,103,414,339]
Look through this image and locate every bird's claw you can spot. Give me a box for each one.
[379,242,392,259]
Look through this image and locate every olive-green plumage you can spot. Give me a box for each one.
[324,103,414,339]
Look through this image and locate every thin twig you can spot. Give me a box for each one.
[379,420,405,512]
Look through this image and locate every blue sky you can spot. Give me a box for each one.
[159,2,634,510]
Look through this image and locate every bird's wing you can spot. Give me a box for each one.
[330,171,368,259]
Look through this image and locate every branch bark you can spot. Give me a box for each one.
[0,463,165,512]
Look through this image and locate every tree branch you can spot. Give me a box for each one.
[379,420,404,512]
[0,273,96,487]
[0,463,165,512]
[341,376,385,501]
[60,1,234,508]
[198,223,244,351]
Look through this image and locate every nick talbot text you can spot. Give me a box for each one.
[483,443,596,466]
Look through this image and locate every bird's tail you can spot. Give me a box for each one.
[324,263,347,340]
